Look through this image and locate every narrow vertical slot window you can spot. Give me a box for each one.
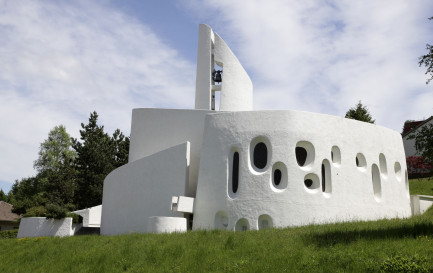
[232,152,239,194]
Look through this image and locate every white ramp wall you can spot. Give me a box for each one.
[101,142,190,235]
[17,217,76,238]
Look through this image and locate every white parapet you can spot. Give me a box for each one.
[147,216,187,234]
[17,217,78,238]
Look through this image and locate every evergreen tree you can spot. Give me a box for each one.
[345,101,375,124]
[72,111,129,209]
[8,176,47,215]
[0,189,8,202]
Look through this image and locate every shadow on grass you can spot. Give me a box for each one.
[303,221,433,248]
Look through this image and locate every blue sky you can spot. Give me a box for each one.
[1,0,432,193]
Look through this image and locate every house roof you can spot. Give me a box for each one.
[402,116,433,137]
[0,201,20,221]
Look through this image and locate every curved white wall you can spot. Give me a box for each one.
[193,110,411,231]
[101,142,190,235]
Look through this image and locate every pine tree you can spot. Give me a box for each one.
[345,101,375,124]
[72,111,129,209]
[0,189,7,202]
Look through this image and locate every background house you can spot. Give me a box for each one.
[0,201,20,230]
[402,116,433,178]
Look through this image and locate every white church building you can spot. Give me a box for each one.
[100,24,412,235]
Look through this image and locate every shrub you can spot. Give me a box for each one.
[45,203,69,219]
[380,255,428,273]
[0,229,18,239]
[23,206,47,217]
[66,212,83,224]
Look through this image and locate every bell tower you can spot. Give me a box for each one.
[194,24,253,111]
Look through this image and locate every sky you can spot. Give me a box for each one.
[1,0,432,193]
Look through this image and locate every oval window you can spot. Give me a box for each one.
[274,169,282,186]
[253,142,268,169]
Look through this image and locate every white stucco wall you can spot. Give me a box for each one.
[194,24,253,111]
[129,108,211,196]
[101,142,190,235]
[17,217,75,238]
[193,110,411,231]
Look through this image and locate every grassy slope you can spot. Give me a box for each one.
[409,177,433,196]
[0,179,432,273]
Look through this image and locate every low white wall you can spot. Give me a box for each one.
[411,195,433,215]
[73,205,102,227]
[147,216,187,233]
[17,217,75,238]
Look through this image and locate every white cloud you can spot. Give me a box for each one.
[0,0,195,185]
[183,0,433,129]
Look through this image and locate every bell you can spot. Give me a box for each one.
[212,70,222,83]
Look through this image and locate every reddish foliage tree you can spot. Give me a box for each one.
[406,156,433,179]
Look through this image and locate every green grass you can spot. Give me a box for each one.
[1,209,433,273]
[409,177,433,196]
[1,179,432,272]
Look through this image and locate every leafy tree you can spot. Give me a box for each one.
[345,101,375,124]
[408,123,433,177]
[34,125,77,173]
[72,111,129,209]
[419,17,433,84]
[34,125,78,207]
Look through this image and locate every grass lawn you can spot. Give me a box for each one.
[409,177,433,196]
[0,178,432,272]
[1,210,433,272]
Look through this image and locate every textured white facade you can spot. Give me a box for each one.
[193,111,411,230]
[100,24,411,235]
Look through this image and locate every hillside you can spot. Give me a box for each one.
[0,178,432,272]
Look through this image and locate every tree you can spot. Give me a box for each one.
[0,189,8,202]
[34,125,77,173]
[345,101,375,124]
[34,125,78,207]
[408,123,433,178]
[419,17,433,84]
[72,111,129,209]
[8,176,48,215]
